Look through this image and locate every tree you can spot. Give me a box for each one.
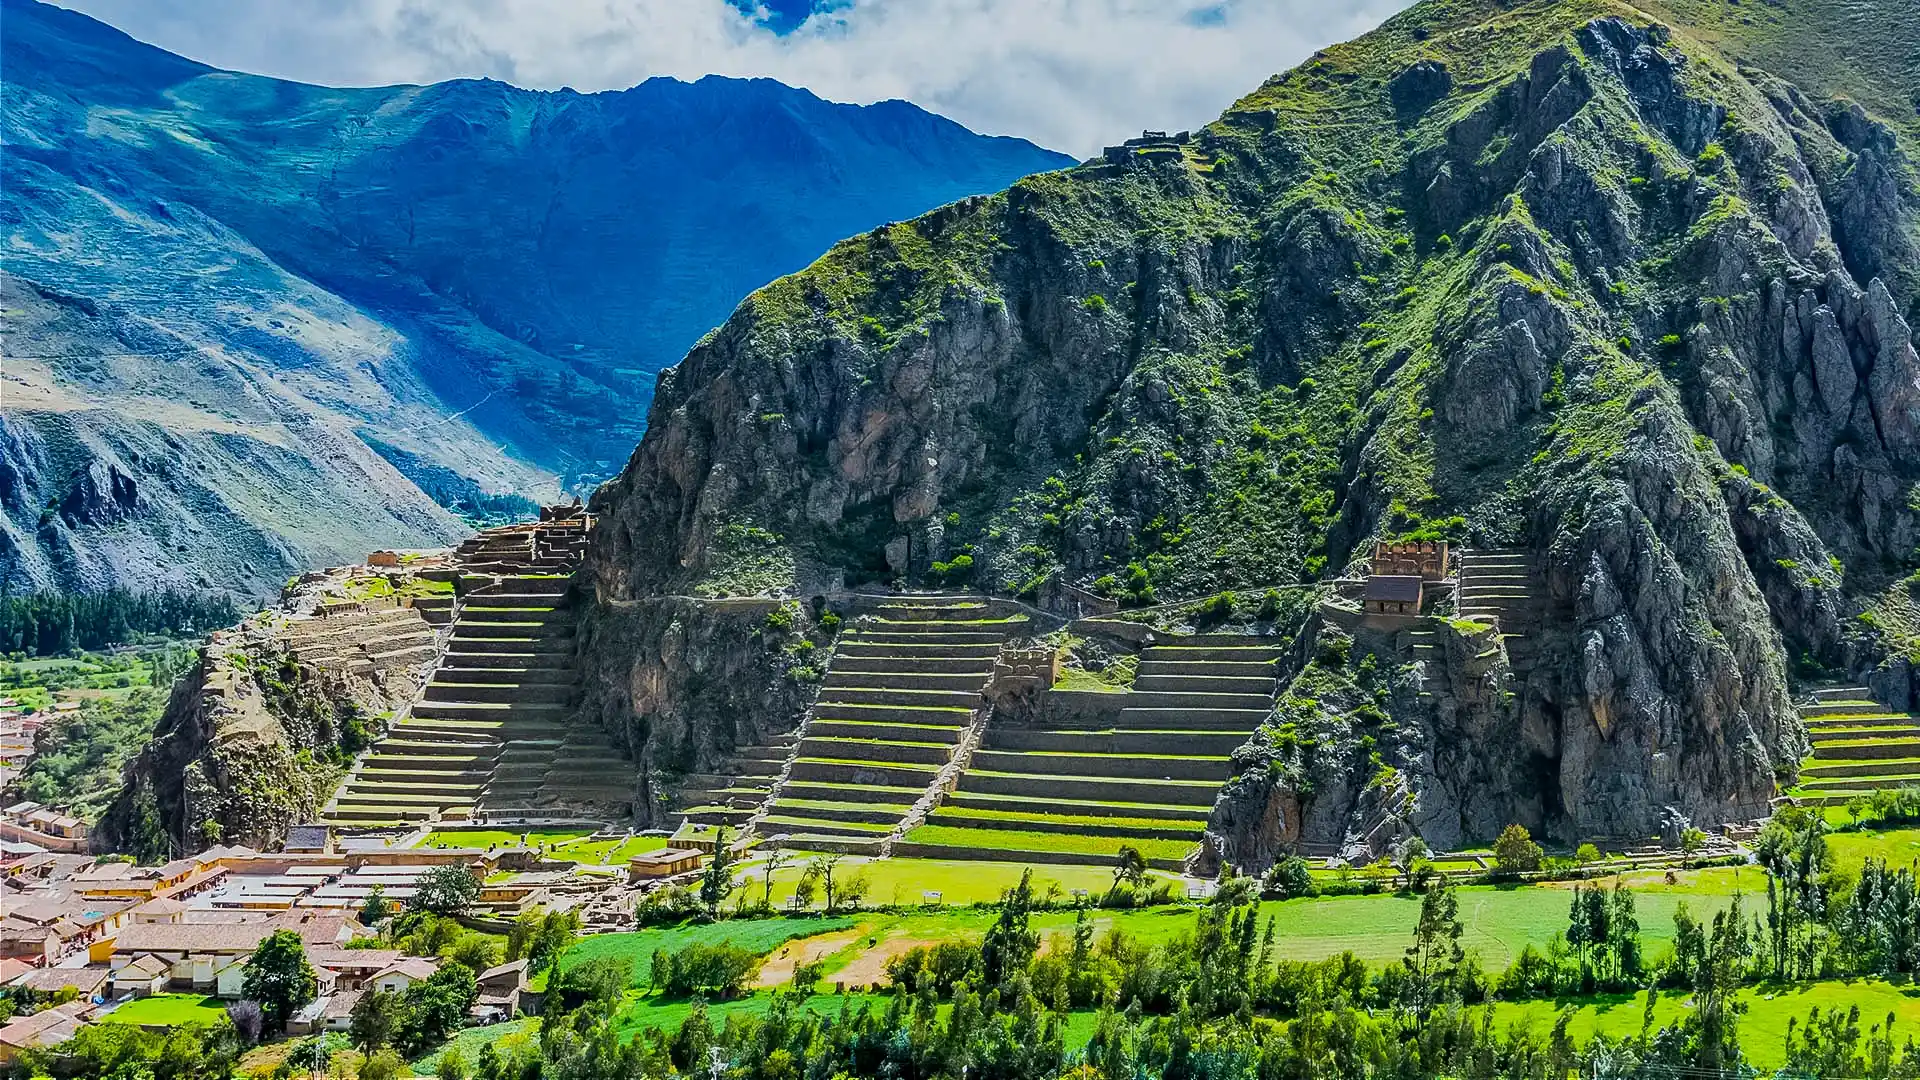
[805,854,845,912]
[1112,846,1149,890]
[1492,824,1544,875]
[396,962,480,1054]
[1574,842,1602,865]
[349,989,402,1054]
[509,907,581,974]
[1404,880,1464,1010]
[1264,856,1316,899]
[699,827,737,919]
[415,864,481,916]
[1391,836,1431,887]
[241,930,317,1033]
[761,846,789,909]
[360,883,393,927]
[447,933,500,972]
[981,869,1041,990]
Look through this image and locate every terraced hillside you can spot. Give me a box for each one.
[1792,687,1920,806]
[903,635,1284,870]
[754,597,1028,854]
[669,734,797,833]
[323,517,631,827]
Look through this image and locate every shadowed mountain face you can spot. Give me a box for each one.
[582,0,1919,852]
[0,0,1072,596]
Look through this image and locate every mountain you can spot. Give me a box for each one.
[581,0,1920,859]
[0,0,1073,597]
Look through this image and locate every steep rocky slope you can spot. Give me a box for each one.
[94,565,448,856]
[586,0,1920,861]
[0,0,1072,596]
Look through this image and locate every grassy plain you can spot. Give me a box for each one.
[99,994,228,1027]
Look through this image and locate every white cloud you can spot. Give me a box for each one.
[56,0,1409,156]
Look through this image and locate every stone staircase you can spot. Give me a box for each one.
[321,516,629,827]
[751,596,1026,855]
[1457,549,1546,674]
[667,734,798,831]
[1793,686,1920,805]
[903,634,1283,870]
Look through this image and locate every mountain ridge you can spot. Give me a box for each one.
[579,0,1920,859]
[0,0,1073,596]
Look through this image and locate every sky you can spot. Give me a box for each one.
[54,0,1412,156]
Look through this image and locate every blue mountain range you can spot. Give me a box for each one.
[0,0,1072,594]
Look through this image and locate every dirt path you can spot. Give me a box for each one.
[752,929,867,989]
[832,934,943,989]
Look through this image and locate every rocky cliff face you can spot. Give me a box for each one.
[94,567,442,856]
[584,0,1918,858]
[573,598,828,827]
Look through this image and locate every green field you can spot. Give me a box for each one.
[1490,979,1920,1069]
[548,833,673,865]
[903,824,1198,862]
[737,853,1172,908]
[552,917,860,988]
[416,828,595,850]
[100,994,228,1027]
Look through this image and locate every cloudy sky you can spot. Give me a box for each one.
[56,0,1410,156]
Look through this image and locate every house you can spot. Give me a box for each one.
[213,956,248,1000]
[11,966,110,1002]
[133,897,186,924]
[0,1000,92,1062]
[320,989,365,1032]
[99,921,282,987]
[1362,575,1424,616]
[476,959,527,1017]
[0,959,30,986]
[308,948,401,992]
[285,994,329,1037]
[112,954,170,998]
[371,957,440,994]
[627,849,703,882]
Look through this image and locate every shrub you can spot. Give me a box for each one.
[1083,294,1109,313]
[1574,843,1602,865]
[651,941,760,999]
[930,553,974,585]
[1264,856,1316,899]
[1195,591,1237,628]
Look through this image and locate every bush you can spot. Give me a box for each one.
[1195,591,1237,628]
[650,941,760,999]
[635,884,702,927]
[1574,843,1602,865]
[930,553,974,586]
[1264,856,1316,899]
[1492,824,1544,876]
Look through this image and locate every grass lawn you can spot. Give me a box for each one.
[1253,878,1744,969]
[610,990,890,1038]
[1830,826,1920,870]
[554,917,860,988]
[548,833,673,865]
[100,994,228,1027]
[412,1019,536,1075]
[904,824,1197,862]
[737,853,1172,908]
[415,828,594,849]
[1489,979,1920,1069]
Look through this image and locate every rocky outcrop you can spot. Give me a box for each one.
[582,2,1920,859]
[573,597,827,827]
[95,567,443,855]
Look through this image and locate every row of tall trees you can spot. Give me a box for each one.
[0,588,240,656]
